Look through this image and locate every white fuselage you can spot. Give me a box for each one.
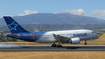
[37,29,97,43]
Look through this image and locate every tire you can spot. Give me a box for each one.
[57,45,62,47]
[52,44,56,47]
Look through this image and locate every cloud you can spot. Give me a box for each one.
[18,10,37,16]
[0,16,3,18]
[54,9,89,16]
[0,15,12,18]
[91,10,105,17]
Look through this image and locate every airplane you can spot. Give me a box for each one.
[3,16,97,47]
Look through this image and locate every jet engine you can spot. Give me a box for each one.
[70,38,80,44]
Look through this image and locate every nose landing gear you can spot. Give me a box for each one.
[84,40,87,45]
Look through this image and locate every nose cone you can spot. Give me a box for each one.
[90,32,97,38]
[95,33,97,36]
[93,33,97,37]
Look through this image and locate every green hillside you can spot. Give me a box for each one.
[96,33,105,41]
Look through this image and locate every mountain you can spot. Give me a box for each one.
[1,24,105,31]
[0,13,105,25]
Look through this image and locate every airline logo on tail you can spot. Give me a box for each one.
[8,21,18,31]
[4,16,29,33]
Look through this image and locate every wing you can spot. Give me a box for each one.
[53,34,80,44]
[53,34,70,43]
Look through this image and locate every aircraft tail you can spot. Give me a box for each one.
[3,16,29,34]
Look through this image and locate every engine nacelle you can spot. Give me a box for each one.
[71,38,80,44]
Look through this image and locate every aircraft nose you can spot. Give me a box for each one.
[94,33,97,37]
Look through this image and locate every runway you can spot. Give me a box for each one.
[0,46,105,52]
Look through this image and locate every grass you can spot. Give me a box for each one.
[0,52,105,59]
[96,33,105,41]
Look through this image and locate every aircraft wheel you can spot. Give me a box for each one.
[84,43,87,45]
[52,44,56,47]
[57,45,62,47]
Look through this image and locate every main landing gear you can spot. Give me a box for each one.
[84,40,87,45]
[52,42,62,47]
[52,42,57,47]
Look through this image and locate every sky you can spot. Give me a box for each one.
[0,0,105,20]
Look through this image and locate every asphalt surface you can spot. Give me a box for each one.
[0,46,105,52]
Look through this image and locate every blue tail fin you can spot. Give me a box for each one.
[3,16,29,34]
